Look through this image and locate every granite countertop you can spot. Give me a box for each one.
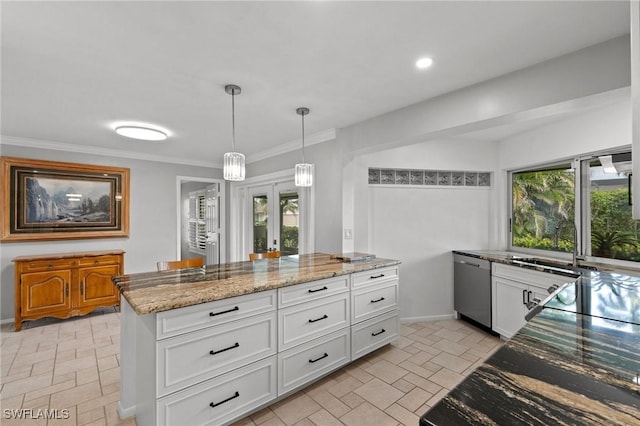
[113,253,399,315]
[421,250,640,425]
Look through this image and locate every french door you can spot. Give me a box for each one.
[245,181,303,256]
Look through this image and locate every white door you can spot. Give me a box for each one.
[244,180,306,258]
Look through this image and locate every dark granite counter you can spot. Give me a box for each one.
[113,253,399,315]
[421,251,640,425]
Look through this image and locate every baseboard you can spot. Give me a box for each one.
[117,402,136,420]
[0,318,14,325]
[400,313,455,323]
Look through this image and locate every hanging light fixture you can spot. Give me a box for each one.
[295,107,313,187]
[223,84,245,181]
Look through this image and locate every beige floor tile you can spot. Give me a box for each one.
[231,415,257,426]
[1,393,25,409]
[344,365,373,383]
[55,355,97,376]
[397,386,433,412]
[377,347,412,365]
[402,372,442,395]
[307,390,350,418]
[250,407,277,424]
[340,392,365,409]
[1,368,32,385]
[10,348,56,369]
[291,419,315,426]
[97,355,118,372]
[98,367,120,387]
[428,368,464,390]
[77,406,105,425]
[260,417,286,426]
[77,366,100,386]
[307,408,344,426]
[431,339,468,356]
[398,360,440,379]
[364,359,408,384]
[353,377,403,410]
[1,372,52,399]
[391,378,415,394]
[425,387,450,408]
[340,401,398,426]
[271,393,321,425]
[326,375,363,398]
[53,372,77,385]
[385,402,420,426]
[23,379,76,403]
[77,388,120,414]
[50,380,102,409]
[430,352,473,374]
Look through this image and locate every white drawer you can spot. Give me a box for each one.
[492,263,576,291]
[351,310,399,360]
[278,329,350,395]
[352,280,398,324]
[156,290,276,340]
[278,275,349,308]
[352,265,399,289]
[157,311,277,397]
[279,292,350,351]
[157,356,277,426]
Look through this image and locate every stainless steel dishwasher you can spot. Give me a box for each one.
[453,253,491,328]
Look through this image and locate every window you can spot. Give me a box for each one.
[510,151,640,263]
[511,164,575,253]
[188,191,206,253]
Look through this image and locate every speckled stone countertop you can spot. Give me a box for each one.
[421,250,640,425]
[113,253,399,315]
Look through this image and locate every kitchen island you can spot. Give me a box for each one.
[114,253,400,425]
[421,253,640,425]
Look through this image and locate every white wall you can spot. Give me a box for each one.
[353,139,499,321]
[495,99,632,248]
[0,144,220,322]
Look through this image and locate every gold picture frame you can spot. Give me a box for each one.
[1,157,130,241]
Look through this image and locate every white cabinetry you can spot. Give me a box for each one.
[130,267,400,426]
[350,265,400,360]
[492,263,575,339]
[277,276,351,395]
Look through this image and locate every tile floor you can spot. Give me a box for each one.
[1,310,502,426]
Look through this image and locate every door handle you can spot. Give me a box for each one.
[522,289,527,305]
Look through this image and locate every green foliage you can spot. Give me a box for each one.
[281,226,299,255]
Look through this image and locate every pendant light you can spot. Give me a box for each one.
[223,84,245,181]
[294,107,313,187]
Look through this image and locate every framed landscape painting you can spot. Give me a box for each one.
[1,157,130,241]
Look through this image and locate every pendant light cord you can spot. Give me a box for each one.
[231,89,236,151]
[301,110,305,163]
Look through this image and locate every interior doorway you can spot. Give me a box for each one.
[176,176,225,265]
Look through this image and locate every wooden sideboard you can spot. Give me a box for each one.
[12,250,124,331]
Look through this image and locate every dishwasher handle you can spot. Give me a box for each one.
[453,254,490,270]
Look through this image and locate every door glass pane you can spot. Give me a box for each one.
[253,195,268,253]
[280,192,299,255]
[588,153,640,261]
[512,165,575,252]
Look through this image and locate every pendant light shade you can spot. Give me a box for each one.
[223,84,245,181]
[295,107,313,187]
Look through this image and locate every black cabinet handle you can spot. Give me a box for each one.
[371,329,386,337]
[210,306,239,317]
[209,342,239,356]
[309,353,328,363]
[528,291,532,304]
[370,297,385,303]
[308,286,328,293]
[308,314,328,323]
[210,391,239,408]
[370,274,385,279]
[522,289,527,305]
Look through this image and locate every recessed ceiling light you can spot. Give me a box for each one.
[416,57,434,70]
[114,124,168,141]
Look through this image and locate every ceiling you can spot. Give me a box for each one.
[1,1,631,167]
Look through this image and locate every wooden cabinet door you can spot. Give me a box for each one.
[21,270,72,317]
[78,265,120,308]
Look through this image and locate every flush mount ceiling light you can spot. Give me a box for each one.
[416,57,434,70]
[223,84,246,181]
[115,125,167,141]
[294,107,313,187]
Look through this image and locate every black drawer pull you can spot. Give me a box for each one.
[209,342,239,356]
[308,286,328,293]
[309,352,328,363]
[308,314,328,323]
[372,329,386,337]
[210,306,239,317]
[371,297,385,303]
[370,274,385,279]
[210,391,239,408]
[522,289,527,305]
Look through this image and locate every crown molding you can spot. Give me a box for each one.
[0,128,337,168]
[246,128,336,164]
[0,135,221,168]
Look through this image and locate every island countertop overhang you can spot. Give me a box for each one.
[113,253,400,315]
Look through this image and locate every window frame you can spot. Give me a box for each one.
[508,146,637,267]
